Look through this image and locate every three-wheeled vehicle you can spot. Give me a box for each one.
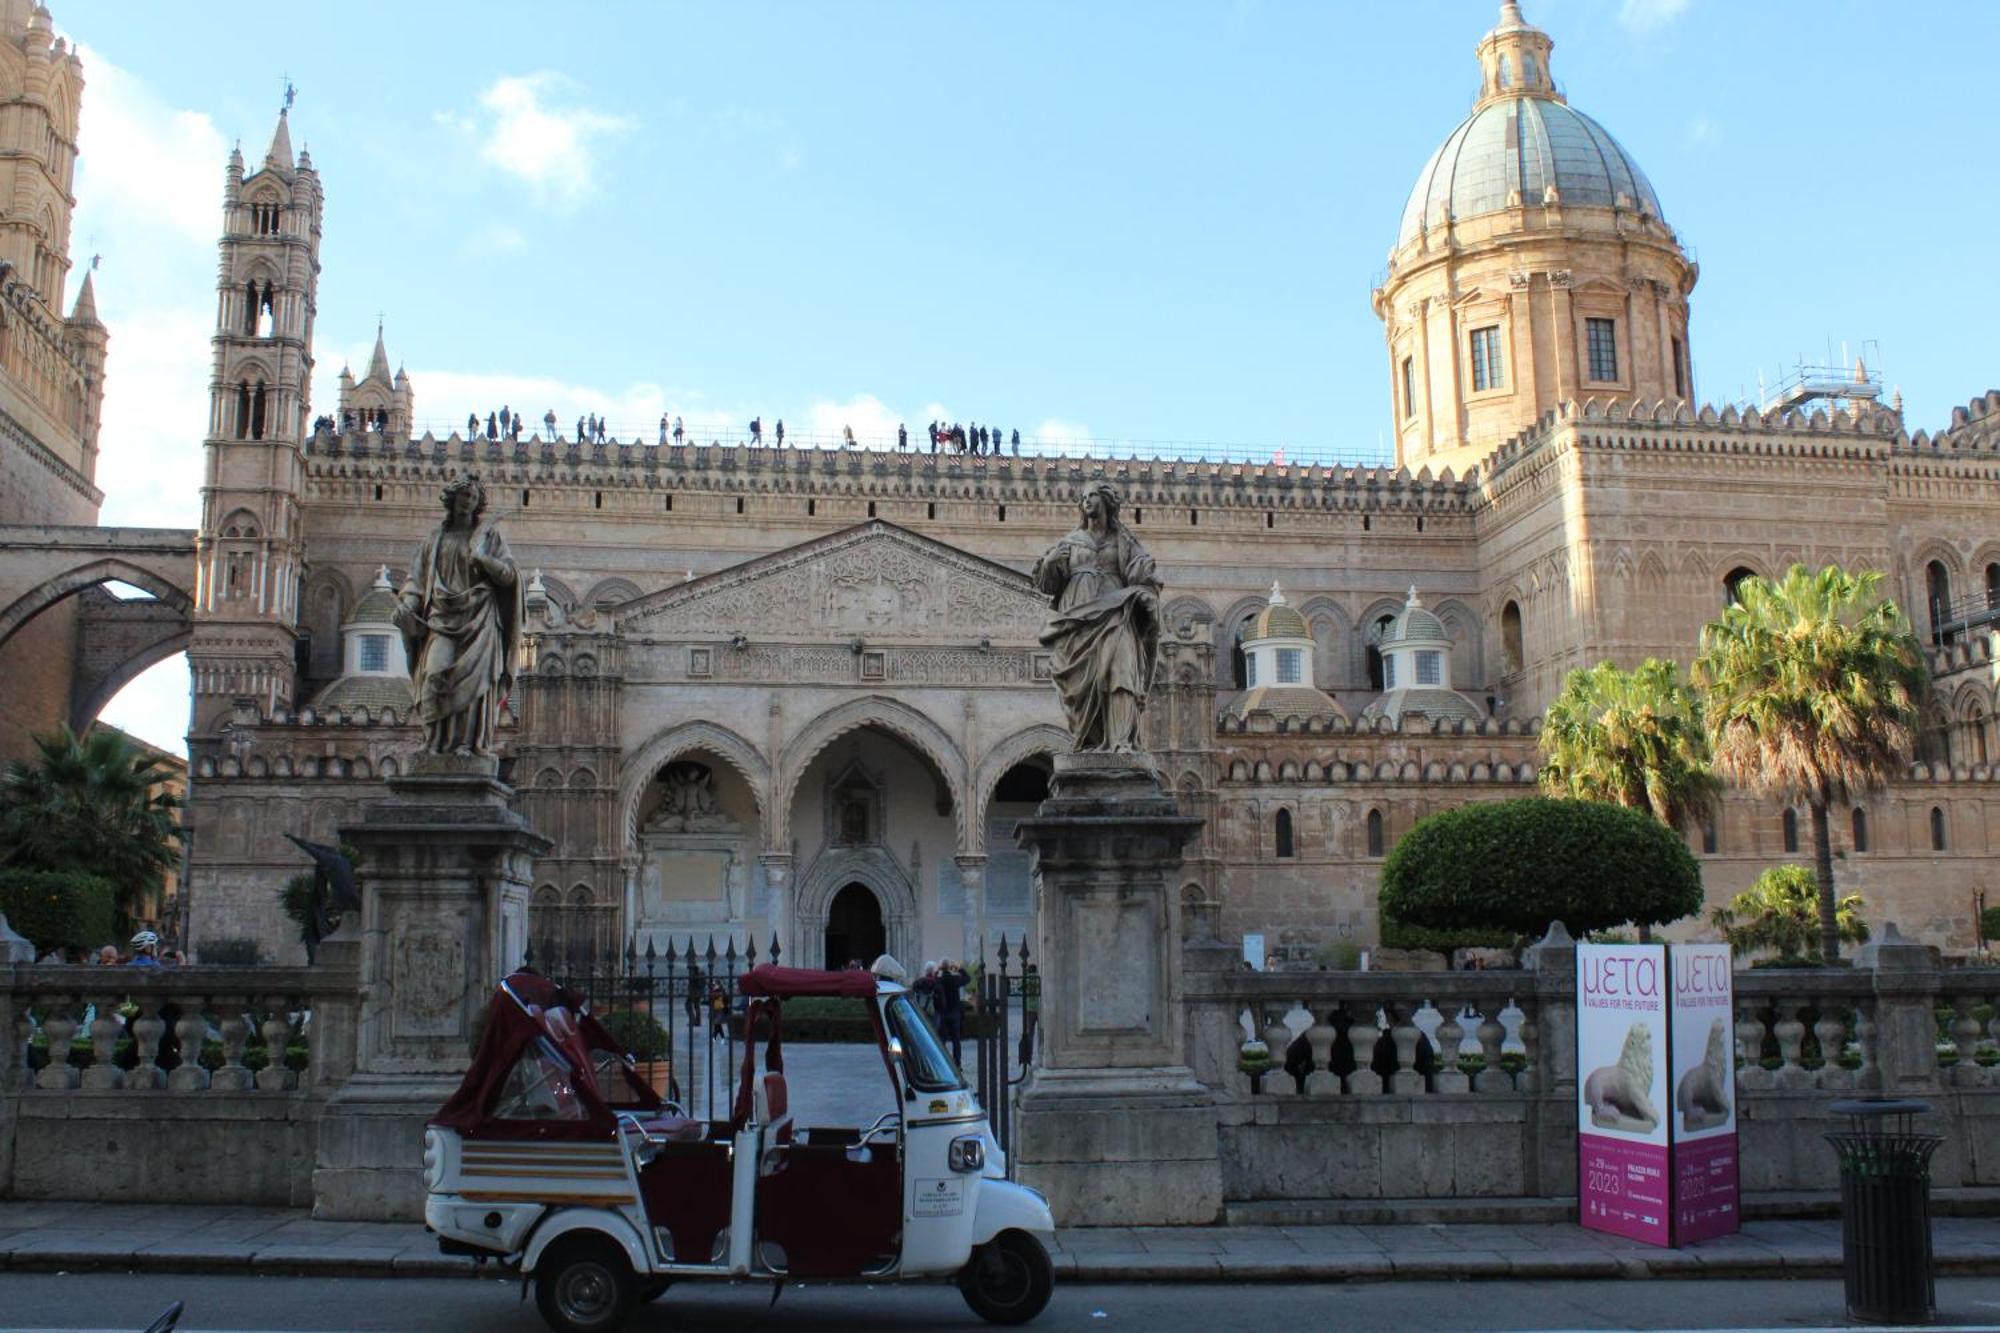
[424,964,1056,1332]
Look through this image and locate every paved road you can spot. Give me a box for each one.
[4,1274,1999,1332]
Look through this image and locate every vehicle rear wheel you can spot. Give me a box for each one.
[534,1235,637,1333]
[958,1229,1054,1325]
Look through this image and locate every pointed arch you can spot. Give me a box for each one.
[971,723,1069,853]
[777,695,969,852]
[619,719,773,849]
[0,557,193,647]
[1432,598,1484,691]
[1215,592,1269,689]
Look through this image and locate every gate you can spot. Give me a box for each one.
[973,934,1035,1172]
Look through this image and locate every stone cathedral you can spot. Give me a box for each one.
[10,4,1996,969]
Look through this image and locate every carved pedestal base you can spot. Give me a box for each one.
[312,755,551,1220]
[1011,752,1221,1225]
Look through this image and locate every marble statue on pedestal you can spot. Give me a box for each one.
[394,475,521,757]
[1031,482,1161,753]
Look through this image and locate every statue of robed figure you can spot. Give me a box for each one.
[394,475,522,757]
[1031,481,1162,753]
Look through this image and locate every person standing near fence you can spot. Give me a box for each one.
[934,958,967,1065]
[708,980,729,1040]
[1017,962,1039,1065]
[685,960,703,1028]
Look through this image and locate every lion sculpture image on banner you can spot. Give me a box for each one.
[1583,1021,1661,1133]
[1675,1018,1732,1132]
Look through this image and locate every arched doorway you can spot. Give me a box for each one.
[825,882,885,969]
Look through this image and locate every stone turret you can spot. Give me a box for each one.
[1233,581,1344,726]
[1360,587,1482,727]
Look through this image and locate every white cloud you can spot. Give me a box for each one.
[452,73,633,204]
[1618,0,1691,33]
[1034,417,1097,457]
[465,219,528,257]
[804,393,900,448]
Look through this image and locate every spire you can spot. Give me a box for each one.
[366,321,390,381]
[69,270,99,325]
[1476,0,1558,107]
[1405,584,1423,608]
[264,109,294,172]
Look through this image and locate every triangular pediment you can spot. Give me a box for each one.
[618,520,1049,642]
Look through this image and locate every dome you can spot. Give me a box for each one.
[348,585,400,625]
[1246,580,1309,641]
[1382,587,1449,647]
[1396,97,1663,251]
[312,673,415,713]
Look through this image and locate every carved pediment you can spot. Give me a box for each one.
[618,520,1049,642]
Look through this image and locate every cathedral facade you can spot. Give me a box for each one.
[167,4,2000,967]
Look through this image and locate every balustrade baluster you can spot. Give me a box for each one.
[168,1003,210,1091]
[1433,1002,1469,1094]
[1772,1000,1810,1090]
[128,997,166,1091]
[211,998,254,1092]
[1735,999,1773,1092]
[1345,1004,1382,1095]
[258,998,297,1091]
[1949,995,1987,1088]
[1810,1002,1852,1090]
[1472,1003,1508,1094]
[1303,1005,1339,1096]
[1387,1002,1422,1094]
[35,997,79,1091]
[2,998,26,1093]
[1853,1001,1881,1091]
[1260,1004,1294,1097]
[80,992,125,1090]
[1514,998,1539,1094]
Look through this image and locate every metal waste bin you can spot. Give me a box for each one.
[1825,1098,1941,1324]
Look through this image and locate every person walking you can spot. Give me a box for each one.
[685,960,704,1030]
[576,415,586,442]
[708,980,730,1040]
[934,958,968,1065]
[750,416,762,445]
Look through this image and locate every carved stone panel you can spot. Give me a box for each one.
[391,922,464,1040]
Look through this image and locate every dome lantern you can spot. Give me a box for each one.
[1476,1,1558,107]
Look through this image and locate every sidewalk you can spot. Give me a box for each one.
[1,1202,1998,1281]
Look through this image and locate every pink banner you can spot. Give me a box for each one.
[1672,1131,1740,1243]
[1580,1130,1671,1245]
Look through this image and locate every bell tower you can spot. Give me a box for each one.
[189,107,322,735]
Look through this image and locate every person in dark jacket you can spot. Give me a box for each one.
[933,958,968,1064]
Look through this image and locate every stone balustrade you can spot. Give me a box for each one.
[1,961,358,1205]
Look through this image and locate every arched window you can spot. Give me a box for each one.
[1927,560,1953,644]
[1365,808,1385,858]
[1496,55,1512,88]
[1230,615,1255,689]
[1851,807,1868,853]
[1700,818,1717,855]
[1986,562,2000,613]
[1367,613,1395,690]
[1781,808,1799,854]
[1723,567,1756,607]
[1929,805,1947,852]
[1274,808,1294,859]
[1969,708,1991,766]
[1500,601,1523,674]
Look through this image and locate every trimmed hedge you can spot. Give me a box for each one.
[599,1008,670,1060]
[1381,798,1703,941]
[0,869,116,955]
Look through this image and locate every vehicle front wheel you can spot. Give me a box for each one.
[958,1230,1054,1325]
[534,1235,637,1333]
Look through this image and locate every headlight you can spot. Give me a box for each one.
[423,1129,445,1190]
[948,1135,985,1173]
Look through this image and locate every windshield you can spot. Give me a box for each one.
[885,994,966,1093]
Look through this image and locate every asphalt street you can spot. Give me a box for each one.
[3,1274,1998,1333]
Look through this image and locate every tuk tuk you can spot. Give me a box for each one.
[424,964,1056,1331]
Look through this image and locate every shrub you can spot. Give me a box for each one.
[199,937,266,965]
[598,1008,670,1060]
[1379,917,1518,953]
[1709,864,1868,963]
[1380,798,1703,941]
[0,869,116,954]
[1981,905,2000,947]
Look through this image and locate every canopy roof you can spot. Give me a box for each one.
[738,963,883,1000]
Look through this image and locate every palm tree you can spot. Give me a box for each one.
[1692,565,1925,963]
[0,724,181,917]
[1708,863,1869,963]
[1540,658,1720,831]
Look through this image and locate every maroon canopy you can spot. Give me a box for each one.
[431,970,660,1139]
[737,964,881,1000]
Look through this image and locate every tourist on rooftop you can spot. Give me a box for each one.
[898,423,908,450]
[749,416,762,445]
[1011,428,1021,454]
[485,411,497,440]
[544,409,557,438]
[843,423,855,448]
[575,415,585,441]
[673,416,684,444]
[467,412,478,438]
[499,406,511,435]
[659,413,669,445]
[776,419,785,447]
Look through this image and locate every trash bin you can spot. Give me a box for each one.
[1825,1098,1942,1324]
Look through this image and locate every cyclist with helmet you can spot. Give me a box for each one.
[128,930,162,968]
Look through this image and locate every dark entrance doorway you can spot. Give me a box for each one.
[824,883,885,970]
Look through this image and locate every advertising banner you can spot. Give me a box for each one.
[1576,942,1671,1245]
[1669,943,1738,1243]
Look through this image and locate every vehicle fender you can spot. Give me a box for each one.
[521,1208,650,1276]
[968,1179,1056,1246]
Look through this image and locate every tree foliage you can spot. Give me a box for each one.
[0,869,117,954]
[1692,565,1923,961]
[1540,658,1719,831]
[1709,863,1869,963]
[0,725,181,916]
[1380,798,1703,941]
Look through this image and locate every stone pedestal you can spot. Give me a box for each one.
[1012,752,1221,1225]
[312,754,550,1220]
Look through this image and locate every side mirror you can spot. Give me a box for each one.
[886,1037,916,1101]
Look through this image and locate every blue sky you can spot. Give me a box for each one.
[71,0,2000,751]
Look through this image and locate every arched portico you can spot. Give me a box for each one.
[619,719,773,849]
[775,695,969,850]
[971,723,1069,854]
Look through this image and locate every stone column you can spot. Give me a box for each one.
[1522,921,1577,1197]
[311,754,551,1221]
[1011,753,1219,1225]
[1857,923,1942,1096]
[954,853,988,965]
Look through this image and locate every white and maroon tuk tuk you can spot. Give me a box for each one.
[424,964,1056,1332]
